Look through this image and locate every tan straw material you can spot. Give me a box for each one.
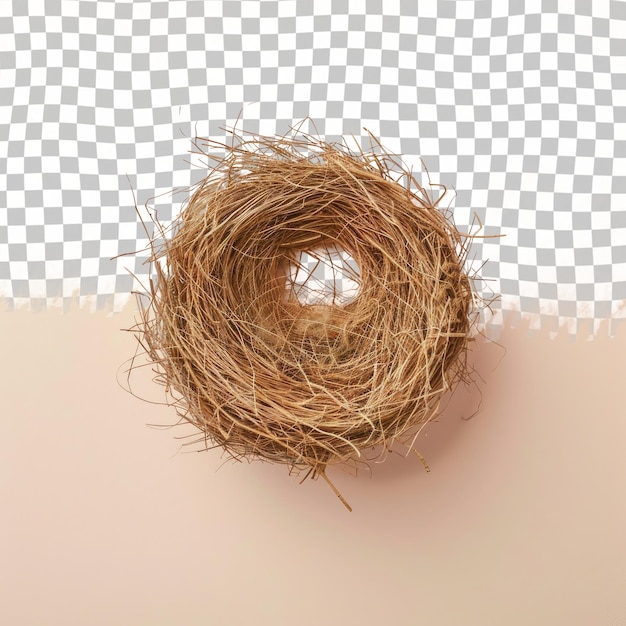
[131,131,475,508]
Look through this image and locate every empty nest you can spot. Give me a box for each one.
[133,132,474,508]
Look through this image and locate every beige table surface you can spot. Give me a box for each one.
[1,304,625,626]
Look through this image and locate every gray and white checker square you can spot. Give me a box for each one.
[1,0,625,335]
[287,246,361,307]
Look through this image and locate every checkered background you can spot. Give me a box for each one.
[1,0,625,335]
[288,247,361,307]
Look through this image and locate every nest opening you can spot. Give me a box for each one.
[286,243,361,308]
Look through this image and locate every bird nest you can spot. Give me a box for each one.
[132,132,475,509]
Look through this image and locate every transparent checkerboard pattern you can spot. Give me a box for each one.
[287,246,361,307]
[1,0,625,334]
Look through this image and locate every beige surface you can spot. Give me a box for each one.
[1,304,625,626]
